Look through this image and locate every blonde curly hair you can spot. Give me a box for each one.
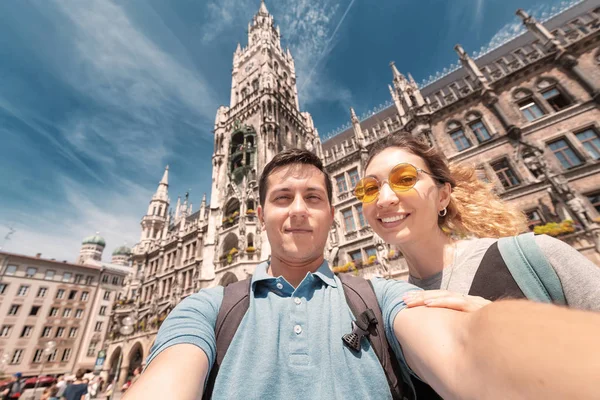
[365,133,528,238]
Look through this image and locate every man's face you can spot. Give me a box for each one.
[258,163,333,266]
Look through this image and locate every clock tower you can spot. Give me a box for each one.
[200,0,323,283]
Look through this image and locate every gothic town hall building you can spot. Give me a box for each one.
[105,0,600,384]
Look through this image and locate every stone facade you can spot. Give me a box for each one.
[0,250,129,378]
[322,2,600,271]
[105,0,600,382]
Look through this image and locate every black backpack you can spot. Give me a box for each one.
[202,273,417,400]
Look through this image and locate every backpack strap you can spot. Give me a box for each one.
[202,278,252,400]
[338,273,406,400]
[497,233,566,305]
[469,242,526,301]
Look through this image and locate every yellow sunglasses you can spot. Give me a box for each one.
[353,163,444,203]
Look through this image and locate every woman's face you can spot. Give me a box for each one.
[362,147,450,246]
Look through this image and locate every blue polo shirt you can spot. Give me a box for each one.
[146,261,420,399]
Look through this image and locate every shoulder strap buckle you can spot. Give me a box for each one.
[342,309,377,351]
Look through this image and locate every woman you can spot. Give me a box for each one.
[355,133,600,311]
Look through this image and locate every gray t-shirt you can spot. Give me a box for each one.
[408,235,600,311]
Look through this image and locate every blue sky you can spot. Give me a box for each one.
[0,0,574,261]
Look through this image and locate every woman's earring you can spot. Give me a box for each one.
[438,208,447,217]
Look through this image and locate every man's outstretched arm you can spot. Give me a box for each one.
[122,344,208,400]
[395,300,600,400]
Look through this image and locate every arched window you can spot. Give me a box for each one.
[252,79,259,92]
[536,77,572,112]
[465,111,491,143]
[513,88,545,122]
[446,121,471,152]
[273,61,279,73]
[283,71,288,82]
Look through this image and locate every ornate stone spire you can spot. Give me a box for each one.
[258,0,269,15]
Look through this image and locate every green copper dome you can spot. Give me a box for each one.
[82,234,106,247]
[112,245,132,256]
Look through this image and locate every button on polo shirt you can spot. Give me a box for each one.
[146,261,420,400]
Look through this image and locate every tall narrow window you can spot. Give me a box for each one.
[8,305,20,316]
[17,285,29,296]
[365,247,378,259]
[586,192,600,213]
[0,283,7,295]
[549,139,583,169]
[1,325,12,337]
[37,287,48,298]
[355,204,366,228]
[347,169,360,189]
[33,349,44,363]
[335,174,348,194]
[450,129,472,151]
[491,159,521,189]
[542,88,571,111]
[61,348,72,362]
[10,349,24,365]
[518,99,545,121]
[469,121,491,143]
[575,129,600,160]
[349,250,362,264]
[342,209,356,233]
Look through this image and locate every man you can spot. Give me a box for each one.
[1,373,21,400]
[54,376,67,399]
[62,369,87,400]
[124,149,600,400]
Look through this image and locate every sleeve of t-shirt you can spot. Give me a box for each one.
[535,234,600,311]
[145,286,224,370]
[370,277,423,377]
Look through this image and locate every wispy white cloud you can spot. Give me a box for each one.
[0,176,152,262]
[53,0,217,172]
[472,1,571,58]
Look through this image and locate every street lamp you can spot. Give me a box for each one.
[33,341,56,393]
[109,316,134,400]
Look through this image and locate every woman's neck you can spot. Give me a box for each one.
[398,229,456,280]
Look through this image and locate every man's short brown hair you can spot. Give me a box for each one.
[75,369,85,380]
[258,149,332,207]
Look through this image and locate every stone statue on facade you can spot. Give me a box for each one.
[373,233,391,275]
[522,149,545,181]
[566,193,595,228]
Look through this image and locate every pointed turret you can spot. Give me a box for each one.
[258,0,269,16]
[454,44,491,91]
[153,165,169,202]
[390,61,404,81]
[350,107,366,147]
[516,9,562,50]
[389,84,406,120]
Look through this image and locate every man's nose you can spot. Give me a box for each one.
[376,182,399,208]
[290,194,309,216]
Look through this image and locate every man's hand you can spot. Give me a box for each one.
[402,290,491,312]
[122,344,208,400]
